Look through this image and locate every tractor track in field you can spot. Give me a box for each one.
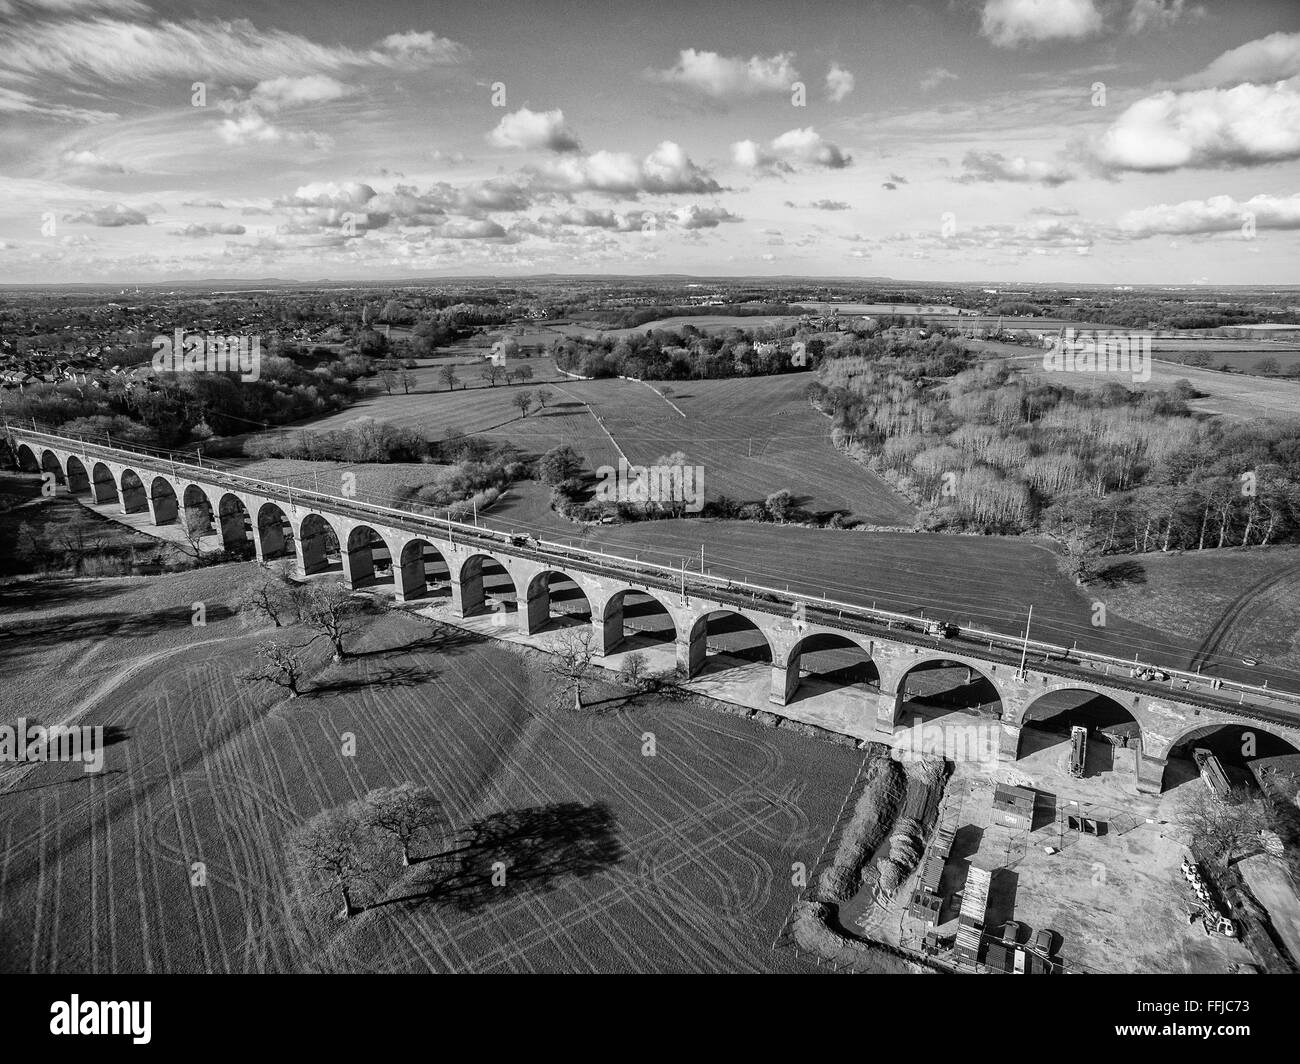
[1188,563,1300,674]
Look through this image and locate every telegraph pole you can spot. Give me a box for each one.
[1018,605,1034,678]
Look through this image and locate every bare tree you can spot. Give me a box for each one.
[481,364,502,387]
[544,626,599,710]
[379,368,397,395]
[289,802,386,919]
[294,580,363,662]
[399,369,417,394]
[1178,785,1272,870]
[535,386,554,408]
[237,570,296,627]
[513,390,535,418]
[362,783,443,866]
[438,365,459,392]
[240,640,305,698]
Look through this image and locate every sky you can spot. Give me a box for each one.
[1,0,1298,285]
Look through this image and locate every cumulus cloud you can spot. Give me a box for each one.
[1116,193,1300,238]
[182,199,227,209]
[649,48,798,98]
[920,67,959,91]
[537,141,722,197]
[173,222,247,237]
[825,63,855,103]
[1091,79,1300,172]
[671,204,741,228]
[1182,31,1300,89]
[217,112,333,150]
[59,149,128,173]
[732,128,852,173]
[980,0,1104,47]
[955,149,1073,185]
[249,74,353,111]
[65,203,148,226]
[1029,205,1079,215]
[488,107,581,153]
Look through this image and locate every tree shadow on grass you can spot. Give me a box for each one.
[1095,559,1147,588]
[0,579,132,615]
[377,801,624,914]
[0,605,237,667]
[346,627,481,660]
[309,664,436,696]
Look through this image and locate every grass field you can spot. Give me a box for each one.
[290,367,916,523]
[0,565,861,973]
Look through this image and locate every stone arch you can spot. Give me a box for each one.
[15,443,39,472]
[1162,720,1300,793]
[217,493,252,553]
[523,569,593,636]
[298,512,343,577]
[64,455,90,495]
[39,449,63,485]
[1016,686,1142,773]
[181,484,215,537]
[893,655,1004,725]
[148,475,179,525]
[395,537,450,601]
[781,630,881,706]
[91,461,118,504]
[119,468,148,513]
[683,608,773,679]
[457,552,518,620]
[256,501,294,562]
[599,588,679,657]
[342,524,395,589]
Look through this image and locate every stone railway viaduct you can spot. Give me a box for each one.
[11,427,1300,795]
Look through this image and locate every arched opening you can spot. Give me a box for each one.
[217,493,253,554]
[1163,723,1300,794]
[1018,689,1141,776]
[181,484,215,538]
[524,570,593,635]
[396,538,449,600]
[786,632,880,705]
[685,609,772,678]
[64,456,90,495]
[343,524,394,588]
[600,589,677,657]
[40,449,64,486]
[91,462,118,505]
[299,513,343,577]
[896,658,1003,726]
[458,553,517,620]
[15,444,39,473]
[148,476,179,525]
[119,469,148,514]
[256,501,294,562]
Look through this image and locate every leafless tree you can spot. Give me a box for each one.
[237,569,296,627]
[544,626,599,710]
[1178,784,1272,869]
[240,639,305,698]
[289,802,386,919]
[294,580,364,662]
[362,783,443,866]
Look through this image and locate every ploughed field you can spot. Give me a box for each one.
[0,565,858,973]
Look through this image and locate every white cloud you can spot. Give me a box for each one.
[174,222,247,237]
[732,128,852,173]
[65,203,148,226]
[825,64,855,103]
[249,75,353,111]
[217,112,333,150]
[488,107,581,153]
[1126,0,1192,34]
[1116,193,1300,238]
[59,149,128,173]
[650,49,798,98]
[1182,31,1300,89]
[920,67,960,92]
[980,0,1104,48]
[955,149,1073,185]
[538,141,722,197]
[1092,78,1300,172]
[0,18,466,86]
